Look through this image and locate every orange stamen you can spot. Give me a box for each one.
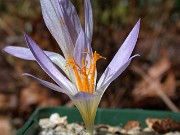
[66,51,105,94]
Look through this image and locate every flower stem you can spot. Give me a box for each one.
[71,93,100,135]
[84,116,94,135]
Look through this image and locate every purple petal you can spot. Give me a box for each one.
[97,55,139,93]
[3,46,35,60]
[74,29,92,67]
[3,46,64,61]
[40,0,81,58]
[3,46,68,74]
[107,19,140,73]
[22,73,71,95]
[84,0,93,42]
[97,54,140,89]
[72,91,96,100]
[96,19,140,91]
[59,0,81,44]
[23,33,76,94]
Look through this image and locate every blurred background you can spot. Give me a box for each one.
[0,0,180,134]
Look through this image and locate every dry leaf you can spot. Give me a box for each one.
[124,121,141,130]
[0,116,13,135]
[19,82,49,113]
[132,58,176,100]
[0,93,17,112]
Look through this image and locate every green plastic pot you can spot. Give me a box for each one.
[17,107,180,135]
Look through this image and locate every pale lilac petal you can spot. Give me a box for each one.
[97,55,139,93]
[3,46,36,60]
[22,73,71,95]
[96,20,140,92]
[24,33,76,94]
[74,29,92,67]
[48,53,68,75]
[3,46,68,74]
[40,0,81,58]
[72,92,95,100]
[84,0,93,42]
[107,19,140,73]
[3,46,63,61]
[59,0,81,44]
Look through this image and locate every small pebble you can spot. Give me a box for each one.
[49,113,67,125]
[39,118,56,129]
[38,113,180,135]
[165,132,180,135]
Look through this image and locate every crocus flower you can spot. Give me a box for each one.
[3,0,140,134]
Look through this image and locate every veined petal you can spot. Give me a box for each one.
[97,54,139,94]
[72,91,96,100]
[96,20,140,93]
[74,29,92,67]
[3,46,69,76]
[59,0,81,44]
[40,0,81,58]
[22,73,71,95]
[3,46,37,61]
[84,0,93,42]
[49,54,72,78]
[107,19,140,73]
[24,33,77,95]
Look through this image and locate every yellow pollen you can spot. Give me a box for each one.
[66,51,105,94]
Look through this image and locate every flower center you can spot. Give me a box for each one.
[66,51,105,94]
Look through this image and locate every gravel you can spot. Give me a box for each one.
[38,113,180,135]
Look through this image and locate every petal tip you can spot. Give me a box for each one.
[2,46,14,54]
[135,19,141,30]
[136,54,140,57]
[138,18,141,23]
[130,54,140,60]
[2,46,7,53]
[23,32,28,39]
[22,73,28,76]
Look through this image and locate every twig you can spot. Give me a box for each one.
[131,65,179,112]
[0,17,16,36]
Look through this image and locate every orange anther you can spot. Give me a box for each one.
[66,50,105,94]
